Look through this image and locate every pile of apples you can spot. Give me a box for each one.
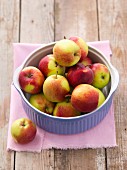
[19,36,111,118]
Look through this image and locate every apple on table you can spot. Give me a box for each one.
[19,66,45,94]
[11,118,37,144]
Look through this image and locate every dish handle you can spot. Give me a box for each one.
[111,65,119,94]
[13,65,23,95]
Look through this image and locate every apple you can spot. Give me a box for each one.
[90,63,110,89]
[43,74,70,102]
[69,36,88,61]
[38,54,65,77]
[71,84,99,113]
[80,56,92,66]
[53,39,81,67]
[29,93,55,114]
[53,101,80,117]
[19,66,45,94]
[96,88,106,107]
[11,118,37,144]
[67,63,94,87]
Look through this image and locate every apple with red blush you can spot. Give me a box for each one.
[71,84,99,113]
[69,36,88,62]
[43,74,70,102]
[11,118,37,144]
[67,63,94,87]
[29,93,55,114]
[19,66,45,94]
[53,39,81,67]
[80,56,92,66]
[38,54,65,77]
[53,100,80,117]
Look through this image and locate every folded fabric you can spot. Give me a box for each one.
[7,41,117,152]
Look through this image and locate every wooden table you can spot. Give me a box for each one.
[0,0,126,169]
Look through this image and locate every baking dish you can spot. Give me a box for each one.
[13,42,119,134]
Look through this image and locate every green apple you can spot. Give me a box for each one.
[90,63,110,89]
[29,93,55,114]
[53,39,81,67]
[95,88,106,107]
[43,74,70,102]
[38,54,65,77]
[53,101,80,117]
[11,118,37,144]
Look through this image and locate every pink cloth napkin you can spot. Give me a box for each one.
[7,41,117,152]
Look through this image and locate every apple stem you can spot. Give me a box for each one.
[20,121,25,126]
[56,71,58,79]
[64,36,67,39]
[65,94,71,103]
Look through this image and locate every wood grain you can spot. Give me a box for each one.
[98,0,127,169]
[55,0,98,42]
[0,0,20,169]
[15,0,55,169]
[20,0,54,43]
[1,0,126,169]
[54,0,106,169]
[54,149,105,170]
[15,150,54,170]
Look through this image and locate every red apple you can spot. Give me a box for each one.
[71,84,99,113]
[53,101,80,117]
[19,66,45,94]
[90,63,110,89]
[53,39,81,67]
[43,74,70,102]
[69,36,88,61]
[11,118,37,144]
[38,54,65,77]
[67,63,94,87]
[80,56,92,66]
[29,93,55,114]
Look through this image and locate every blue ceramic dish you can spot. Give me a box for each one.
[13,42,119,135]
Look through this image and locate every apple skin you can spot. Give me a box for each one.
[29,93,55,114]
[71,84,99,113]
[11,118,37,144]
[95,88,106,107]
[80,56,92,66]
[43,75,70,102]
[53,101,80,117]
[67,63,94,87]
[19,66,45,94]
[90,63,110,89]
[38,54,65,77]
[53,39,81,67]
[69,36,88,62]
